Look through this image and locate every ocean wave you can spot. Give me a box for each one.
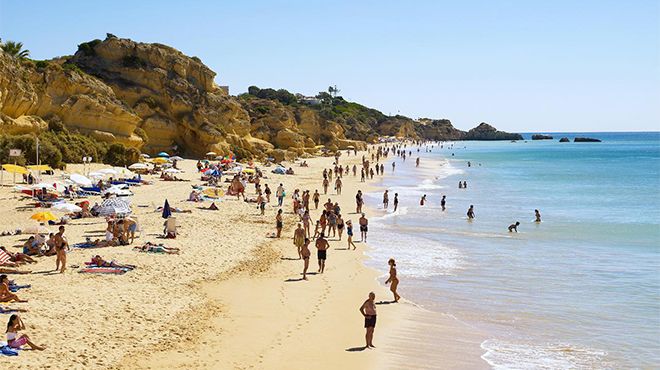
[481,339,612,370]
[366,229,465,277]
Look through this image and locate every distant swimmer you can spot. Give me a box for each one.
[420,194,426,206]
[535,209,542,222]
[440,195,446,211]
[467,205,475,219]
[458,181,463,189]
[508,222,520,232]
[416,157,420,167]
[463,181,467,189]
[393,193,399,212]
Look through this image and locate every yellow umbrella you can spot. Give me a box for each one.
[30,211,58,222]
[151,158,168,164]
[203,188,224,198]
[27,165,53,171]
[2,164,29,175]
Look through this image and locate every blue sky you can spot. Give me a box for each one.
[1,0,658,132]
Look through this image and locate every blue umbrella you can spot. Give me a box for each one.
[157,152,170,158]
[162,199,172,219]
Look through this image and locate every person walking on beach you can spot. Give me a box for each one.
[275,209,283,238]
[359,292,377,348]
[535,209,542,222]
[360,168,365,182]
[316,233,329,273]
[6,314,46,351]
[346,220,357,250]
[356,190,364,214]
[54,226,68,273]
[383,190,389,209]
[380,163,384,175]
[508,222,520,233]
[467,205,475,220]
[264,184,271,203]
[294,223,305,259]
[352,164,357,176]
[385,258,401,302]
[276,184,285,207]
[393,193,399,212]
[335,177,342,195]
[441,195,446,211]
[359,213,369,242]
[256,191,266,215]
[323,177,329,194]
[301,238,311,280]
[313,190,320,210]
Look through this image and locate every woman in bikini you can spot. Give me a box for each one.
[6,314,45,350]
[0,275,27,303]
[336,214,345,240]
[301,238,311,280]
[385,258,401,302]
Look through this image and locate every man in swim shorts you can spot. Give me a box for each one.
[315,233,329,273]
[359,213,368,242]
[359,292,377,348]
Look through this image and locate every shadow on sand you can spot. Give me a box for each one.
[345,346,367,352]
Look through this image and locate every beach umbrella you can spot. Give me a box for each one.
[2,164,29,175]
[70,174,93,186]
[113,167,134,177]
[141,154,150,158]
[170,156,183,161]
[97,198,131,216]
[163,168,182,174]
[98,168,118,175]
[52,202,82,213]
[23,224,50,234]
[157,152,170,158]
[27,165,53,172]
[152,158,169,164]
[30,211,58,222]
[128,163,149,170]
[162,199,172,219]
[206,151,217,157]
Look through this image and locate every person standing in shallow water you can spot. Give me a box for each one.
[359,292,377,348]
[535,209,542,222]
[467,205,475,220]
[420,194,426,206]
[383,190,389,209]
[508,221,520,232]
[393,193,399,212]
[441,195,446,211]
[385,258,401,302]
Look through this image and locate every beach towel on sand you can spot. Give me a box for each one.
[79,267,129,275]
[1,345,18,356]
[72,243,97,249]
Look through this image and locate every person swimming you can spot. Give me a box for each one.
[535,209,542,222]
[467,205,475,219]
[508,221,520,232]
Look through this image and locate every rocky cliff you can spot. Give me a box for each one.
[1,35,522,160]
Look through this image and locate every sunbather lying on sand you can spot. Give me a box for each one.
[88,255,136,270]
[156,206,192,213]
[0,275,27,302]
[0,247,36,264]
[134,242,180,254]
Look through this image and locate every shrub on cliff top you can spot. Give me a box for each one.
[77,39,101,56]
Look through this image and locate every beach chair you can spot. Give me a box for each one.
[164,217,177,238]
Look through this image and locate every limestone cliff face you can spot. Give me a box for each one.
[70,36,253,156]
[0,52,142,147]
[463,123,523,141]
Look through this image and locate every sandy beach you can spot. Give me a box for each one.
[1,148,484,370]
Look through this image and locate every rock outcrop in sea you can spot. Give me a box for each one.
[1,35,523,159]
[574,137,602,142]
[532,134,553,140]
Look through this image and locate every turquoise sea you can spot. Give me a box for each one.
[364,132,660,369]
